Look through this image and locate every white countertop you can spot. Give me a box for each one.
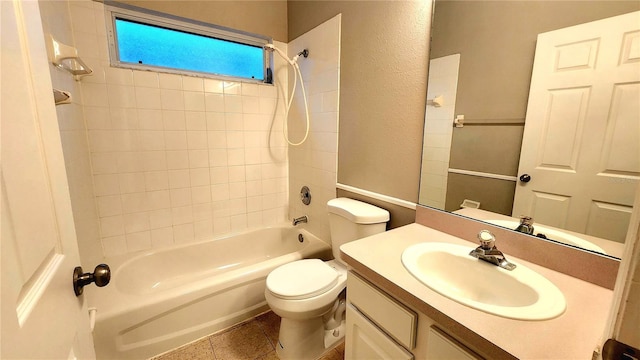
[341,223,614,359]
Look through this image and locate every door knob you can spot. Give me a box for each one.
[73,264,110,296]
[519,174,531,183]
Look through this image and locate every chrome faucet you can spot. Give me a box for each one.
[514,216,534,235]
[469,230,516,271]
[292,215,308,226]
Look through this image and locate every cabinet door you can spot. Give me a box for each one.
[347,272,417,349]
[345,304,413,360]
[426,327,483,360]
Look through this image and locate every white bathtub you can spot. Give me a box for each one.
[90,226,331,360]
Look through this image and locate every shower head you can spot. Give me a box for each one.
[292,49,309,64]
[264,44,309,65]
[264,44,309,57]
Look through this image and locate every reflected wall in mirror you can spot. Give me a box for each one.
[419,1,640,259]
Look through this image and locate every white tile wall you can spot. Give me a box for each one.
[419,54,460,209]
[288,15,341,242]
[59,0,290,257]
[41,0,341,259]
[39,0,103,266]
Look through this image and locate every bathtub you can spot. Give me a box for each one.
[90,226,331,360]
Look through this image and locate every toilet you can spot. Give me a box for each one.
[265,198,390,360]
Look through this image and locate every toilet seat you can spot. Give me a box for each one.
[266,259,339,300]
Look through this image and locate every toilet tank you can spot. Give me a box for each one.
[327,198,390,263]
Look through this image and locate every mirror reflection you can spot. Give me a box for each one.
[419,1,640,259]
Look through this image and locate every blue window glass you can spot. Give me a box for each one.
[114,18,265,81]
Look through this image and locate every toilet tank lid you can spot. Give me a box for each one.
[327,198,390,224]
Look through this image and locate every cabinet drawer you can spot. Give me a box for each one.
[345,304,414,360]
[426,326,483,360]
[347,272,417,349]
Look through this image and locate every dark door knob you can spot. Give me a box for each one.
[73,264,110,296]
[519,174,531,183]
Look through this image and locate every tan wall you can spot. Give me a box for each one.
[449,125,523,176]
[432,1,639,212]
[116,0,288,41]
[289,1,432,225]
[447,124,522,215]
[444,174,515,214]
[431,0,639,119]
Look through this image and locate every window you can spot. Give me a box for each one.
[105,3,272,83]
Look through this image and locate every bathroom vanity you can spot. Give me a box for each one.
[340,223,615,359]
[346,271,486,359]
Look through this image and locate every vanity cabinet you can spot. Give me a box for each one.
[345,272,484,360]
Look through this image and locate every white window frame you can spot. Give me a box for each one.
[104,2,273,83]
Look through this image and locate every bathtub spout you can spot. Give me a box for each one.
[292,215,308,226]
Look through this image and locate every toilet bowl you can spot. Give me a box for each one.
[265,198,389,360]
[265,260,347,359]
[265,259,347,320]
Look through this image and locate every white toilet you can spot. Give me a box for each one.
[265,198,390,360]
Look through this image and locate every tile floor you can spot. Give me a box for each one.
[150,311,345,360]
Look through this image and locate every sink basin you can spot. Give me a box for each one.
[485,219,606,254]
[401,242,566,320]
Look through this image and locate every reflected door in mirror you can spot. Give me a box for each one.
[514,11,640,243]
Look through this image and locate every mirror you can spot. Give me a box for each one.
[419,1,640,259]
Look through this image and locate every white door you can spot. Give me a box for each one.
[513,11,640,242]
[1,0,96,359]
